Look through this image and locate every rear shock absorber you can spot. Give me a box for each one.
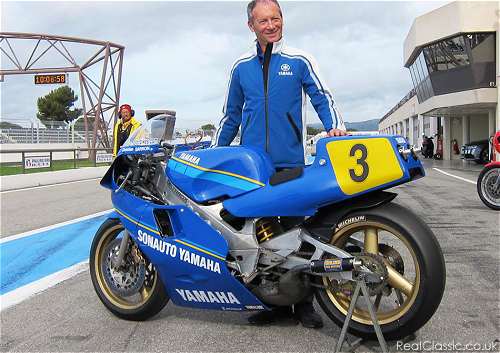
[256,218,282,243]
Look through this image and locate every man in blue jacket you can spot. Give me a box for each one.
[214,0,346,168]
[215,0,347,328]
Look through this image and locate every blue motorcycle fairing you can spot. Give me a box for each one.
[174,141,212,152]
[111,189,268,311]
[223,135,424,217]
[117,144,162,157]
[101,144,164,190]
[167,146,275,203]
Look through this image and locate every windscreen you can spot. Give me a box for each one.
[123,115,172,147]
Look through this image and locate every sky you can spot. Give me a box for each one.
[0,0,448,130]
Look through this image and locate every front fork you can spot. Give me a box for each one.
[112,229,130,268]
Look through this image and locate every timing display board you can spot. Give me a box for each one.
[34,74,66,85]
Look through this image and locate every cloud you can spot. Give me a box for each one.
[1,1,447,129]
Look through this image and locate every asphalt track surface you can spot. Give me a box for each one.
[1,163,499,352]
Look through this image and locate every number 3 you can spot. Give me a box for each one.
[349,144,369,182]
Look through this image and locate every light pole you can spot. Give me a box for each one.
[70,115,84,147]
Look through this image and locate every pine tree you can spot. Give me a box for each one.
[36,86,82,127]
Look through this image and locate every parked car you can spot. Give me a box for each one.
[461,139,490,164]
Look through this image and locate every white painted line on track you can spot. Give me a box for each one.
[0,177,102,194]
[432,168,476,185]
[0,209,113,243]
[0,261,89,312]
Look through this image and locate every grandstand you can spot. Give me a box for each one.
[0,127,95,144]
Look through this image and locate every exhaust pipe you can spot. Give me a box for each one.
[309,258,360,273]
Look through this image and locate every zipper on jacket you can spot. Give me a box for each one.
[262,42,273,152]
[287,112,302,143]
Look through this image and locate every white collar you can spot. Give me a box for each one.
[253,36,285,55]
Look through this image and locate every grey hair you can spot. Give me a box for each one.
[247,0,282,21]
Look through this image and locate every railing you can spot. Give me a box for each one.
[0,148,112,174]
[379,89,416,124]
[0,128,95,144]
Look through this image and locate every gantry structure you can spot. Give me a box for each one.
[0,32,125,149]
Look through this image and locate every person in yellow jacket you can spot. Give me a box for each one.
[113,104,141,156]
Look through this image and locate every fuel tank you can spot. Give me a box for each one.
[166,146,274,203]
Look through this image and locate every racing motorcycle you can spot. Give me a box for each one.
[90,115,446,340]
[477,131,500,210]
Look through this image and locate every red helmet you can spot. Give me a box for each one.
[119,104,134,118]
[119,104,132,114]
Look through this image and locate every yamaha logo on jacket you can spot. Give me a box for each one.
[215,38,345,168]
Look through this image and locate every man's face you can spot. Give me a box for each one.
[120,109,131,122]
[248,2,283,46]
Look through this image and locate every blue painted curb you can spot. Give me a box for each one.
[0,215,109,295]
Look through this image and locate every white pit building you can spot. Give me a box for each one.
[379,1,499,160]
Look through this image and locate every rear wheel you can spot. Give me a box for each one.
[477,165,500,210]
[478,148,489,164]
[314,203,445,340]
[90,219,169,320]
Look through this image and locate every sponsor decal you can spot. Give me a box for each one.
[175,288,241,304]
[245,305,265,310]
[179,152,200,165]
[323,259,342,271]
[335,216,366,231]
[179,247,221,274]
[138,229,177,257]
[278,63,293,76]
[96,153,113,163]
[121,146,154,153]
[134,146,154,152]
[137,230,221,274]
[281,63,290,71]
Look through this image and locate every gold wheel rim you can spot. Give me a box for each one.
[323,221,421,325]
[94,224,157,310]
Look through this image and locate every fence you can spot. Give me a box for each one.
[0,147,113,174]
[0,128,98,144]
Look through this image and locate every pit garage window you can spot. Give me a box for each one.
[409,51,434,102]
[408,32,496,103]
[424,35,469,72]
[467,33,495,63]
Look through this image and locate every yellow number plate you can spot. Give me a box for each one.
[326,138,403,195]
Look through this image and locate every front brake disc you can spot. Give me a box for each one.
[101,238,146,297]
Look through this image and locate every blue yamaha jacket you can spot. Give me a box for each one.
[214,38,345,168]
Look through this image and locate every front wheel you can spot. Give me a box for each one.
[477,165,500,210]
[89,218,169,320]
[314,203,446,340]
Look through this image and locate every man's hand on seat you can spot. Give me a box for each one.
[327,128,347,137]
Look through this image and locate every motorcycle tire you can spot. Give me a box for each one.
[90,218,169,321]
[314,202,446,340]
[477,165,500,210]
[478,148,489,165]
